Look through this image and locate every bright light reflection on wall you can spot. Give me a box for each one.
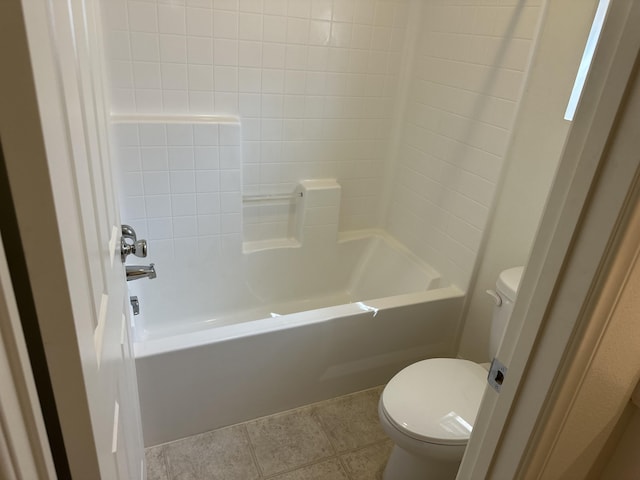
[565,0,611,121]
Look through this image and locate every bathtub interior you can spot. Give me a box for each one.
[131,215,468,446]
[123,167,466,446]
[130,229,443,342]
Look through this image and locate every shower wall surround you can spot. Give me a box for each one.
[386,0,542,289]
[102,0,543,290]
[102,0,412,234]
[114,120,243,260]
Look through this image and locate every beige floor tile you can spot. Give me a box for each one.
[246,408,334,476]
[311,387,387,452]
[340,440,394,480]
[145,446,169,480]
[267,458,349,480]
[163,425,260,480]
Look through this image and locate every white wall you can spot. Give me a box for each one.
[458,0,600,362]
[384,0,542,290]
[102,0,413,235]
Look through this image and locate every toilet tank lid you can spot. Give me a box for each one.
[496,267,524,301]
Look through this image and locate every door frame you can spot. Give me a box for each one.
[458,0,640,477]
[0,0,100,476]
[2,0,640,478]
[0,0,145,477]
[0,224,56,479]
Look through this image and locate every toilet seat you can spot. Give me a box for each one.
[380,358,487,446]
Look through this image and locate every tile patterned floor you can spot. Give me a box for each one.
[146,386,392,480]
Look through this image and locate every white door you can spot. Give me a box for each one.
[1,0,144,478]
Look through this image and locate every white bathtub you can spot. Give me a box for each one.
[133,231,464,446]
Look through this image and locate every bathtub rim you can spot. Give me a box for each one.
[134,285,464,359]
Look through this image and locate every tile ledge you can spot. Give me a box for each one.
[110,114,240,124]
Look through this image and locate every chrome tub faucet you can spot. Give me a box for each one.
[125,263,157,281]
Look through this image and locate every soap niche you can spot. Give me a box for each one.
[242,189,303,252]
[242,179,342,253]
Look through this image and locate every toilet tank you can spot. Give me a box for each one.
[489,266,524,358]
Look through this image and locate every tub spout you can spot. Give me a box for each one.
[126,263,157,281]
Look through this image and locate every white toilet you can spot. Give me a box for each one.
[378,266,524,480]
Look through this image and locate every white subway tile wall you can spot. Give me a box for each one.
[386,0,541,289]
[102,0,411,237]
[103,0,543,289]
[113,121,242,260]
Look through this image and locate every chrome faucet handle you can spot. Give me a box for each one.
[132,239,148,258]
[120,224,148,262]
[121,238,148,262]
[121,224,137,242]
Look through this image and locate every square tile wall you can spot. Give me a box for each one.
[103,0,545,289]
[101,0,413,234]
[386,0,542,289]
[113,120,242,261]
[243,202,297,243]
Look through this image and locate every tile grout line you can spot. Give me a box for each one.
[240,423,265,479]
[159,445,172,480]
[242,403,337,479]
[309,405,340,453]
[235,384,386,427]
[260,455,341,480]
[309,403,350,477]
[308,386,389,479]
[340,438,394,480]
[259,403,339,479]
[145,385,390,479]
[257,438,394,480]
[336,452,354,480]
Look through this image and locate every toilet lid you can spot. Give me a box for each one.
[381,358,487,446]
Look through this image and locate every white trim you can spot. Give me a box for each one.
[458,0,640,477]
[93,293,108,368]
[111,401,120,455]
[523,175,640,477]
[0,234,56,480]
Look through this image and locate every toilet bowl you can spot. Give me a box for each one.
[379,359,487,479]
[378,267,524,480]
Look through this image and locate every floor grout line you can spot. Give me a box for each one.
[310,406,340,457]
[261,455,341,479]
[241,423,265,479]
[336,452,353,480]
[236,384,385,428]
[160,448,171,480]
[145,385,391,480]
